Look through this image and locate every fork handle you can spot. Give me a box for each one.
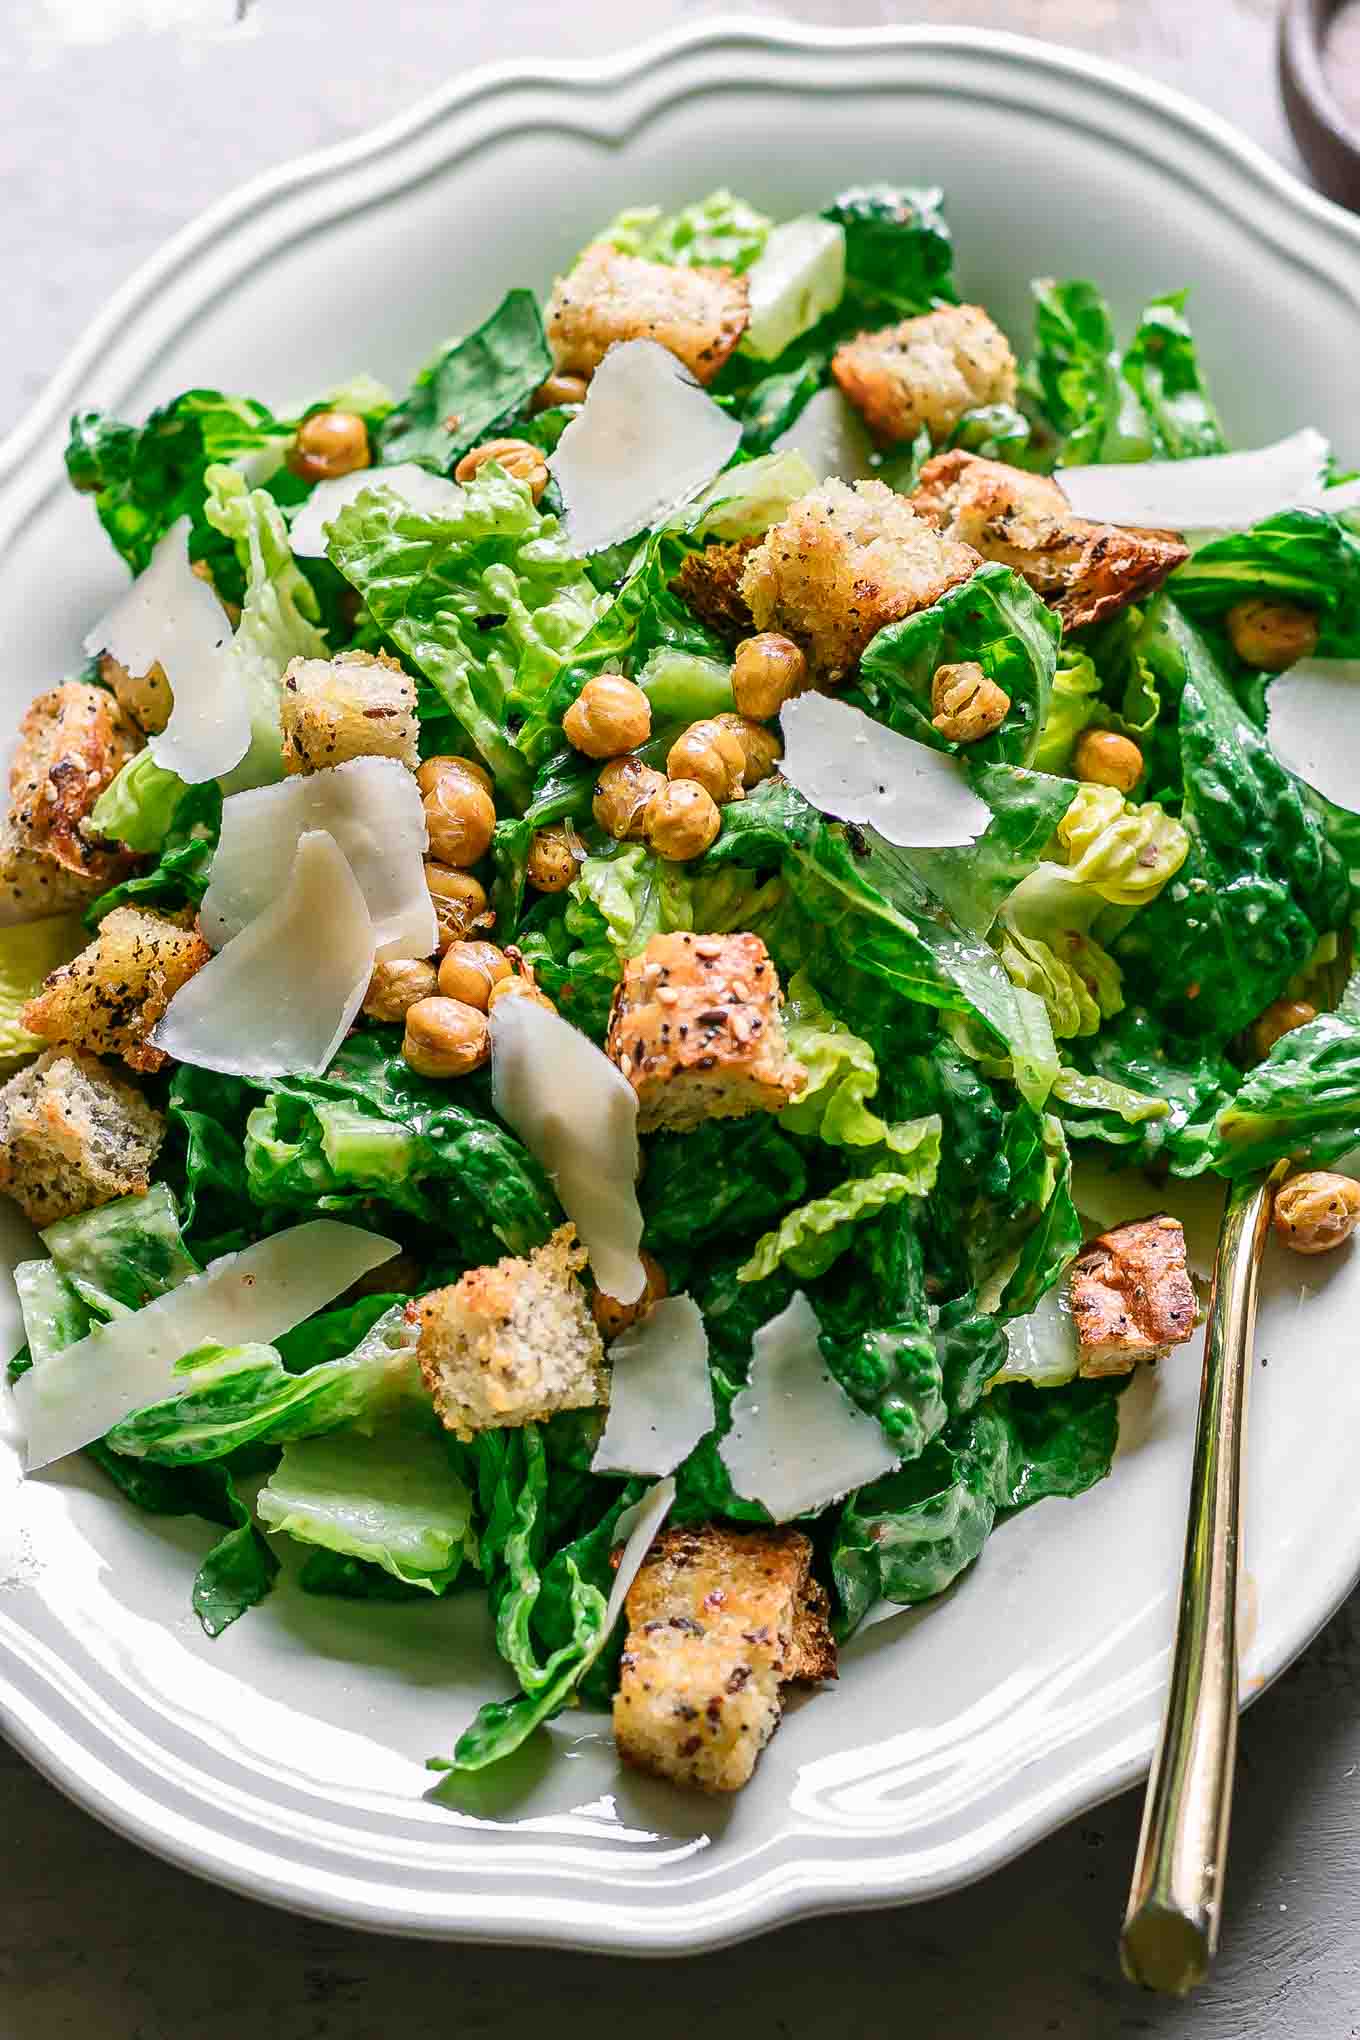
[1119,1168,1278,1994]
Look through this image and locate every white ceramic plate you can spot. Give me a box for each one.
[4,20,1360,1955]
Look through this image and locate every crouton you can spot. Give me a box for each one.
[8,682,142,884]
[738,478,980,683]
[21,906,210,1075]
[832,304,1018,446]
[910,451,1189,633]
[1070,1215,1197,1377]
[614,1524,836,1794]
[98,649,172,736]
[605,931,805,1134]
[546,243,750,386]
[0,812,105,921]
[279,650,419,775]
[414,1224,606,1440]
[0,1048,166,1228]
[671,539,759,644]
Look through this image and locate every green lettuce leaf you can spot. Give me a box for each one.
[823,184,957,320]
[1120,291,1225,459]
[257,1421,472,1591]
[0,914,86,1065]
[85,779,221,928]
[1171,507,1360,658]
[41,1181,199,1316]
[1209,995,1360,1175]
[376,289,552,471]
[903,763,1076,938]
[780,968,934,1150]
[13,1259,93,1367]
[598,189,770,271]
[1034,648,1102,772]
[738,1139,940,1282]
[88,748,188,853]
[1028,278,1151,467]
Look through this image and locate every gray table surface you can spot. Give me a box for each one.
[5,3,1358,2034]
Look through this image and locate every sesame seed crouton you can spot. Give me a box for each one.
[614,1523,836,1794]
[1070,1215,1197,1377]
[832,304,1018,446]
[21,906,210,1075]
[737,478,980,683]
[546,243,750,386]
[414,1224,606,1440]
[671,539,759,644]
[0,1048,166,1228]
[910,450,1189,633]
[605,931,805,1135]
[0,812,105,921]
[8,682,142,884]
[279,650,419,775]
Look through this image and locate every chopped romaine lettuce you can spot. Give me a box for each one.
[376,289,552,472]
[0,914,86,1066]
[258,1420,473,1591]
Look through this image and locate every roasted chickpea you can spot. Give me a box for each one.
[714,711,782,788]
[1073,728,1144,793]
[1273,1170,1360,1255]
[1226,599,1319,673]
[1252,997,1318,1060]
[486,973,557,1014]
[425,862,491,950]
[416,753,494,799]
[402,996,490,1079]
[732,632,808,719]
[593,756,667,841]
[286,409,371,483]
[666,718,746,804]
[454,437,549,503]
[362,957,439,1023]
[562,675,652,759]
[646,778,722,861]
[526,823,585,893]
[591,1251,669,1341]
[422,768,497,869]
[531,372,588,412]
[930,661,1011,744]
[437,940,512,1010]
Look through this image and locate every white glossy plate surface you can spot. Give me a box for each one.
[3,21,1360,1954]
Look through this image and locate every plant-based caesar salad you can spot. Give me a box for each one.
[5,184,1360,1796]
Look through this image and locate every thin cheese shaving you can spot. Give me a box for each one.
[773,385,875,483]
[1054,428,1331,532]
[199,756,435,960]
[289,465,465,558]
[719,1291,899,1521]
[591,1296,714,1476]
[489,998,645,1304]
[154,829,373,1077]
[604,1475,677,1629]
[16,1219,399,1470]
[549,339,741,558]
[1265,659,1360,814]
[780,692,991,846]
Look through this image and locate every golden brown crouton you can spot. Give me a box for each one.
[1070,1215,1197,1377]
[0,812,105,921]
[279,649,419,775]
[21,906,210,1075]
[414,1225,606,1440]
[671,539,759,644]
[0,1048,166,1228]
[605,931,805,1135]
[738,478,980,682]
[98,649,172,736]
[8,682,142,885]
[833,303,1019,446]
[614,1523,836,1794]
[910,451,1189,633]
[546,243,750,387]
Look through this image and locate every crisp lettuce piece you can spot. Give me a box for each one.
[1056,782,1189,905]
[1050,1065,1170,1125]
[13,1260,93,1367]
[568,842,692,961]
[376,290,552,472]
[824,184,957,318]
[257,1421,472,1592]
[41,1181,199,1317]
[84,779,221,929]
[0,914,86,1065]
[640,1116,808,1252]
[742,219,846,362]
[1172,507,1360,658]
[634,648,734,722]
[997,924,1123,1040]
[1062,1006,1235,1172]
[1029,278,1151,467]
[1120,290,1225,460]
[1210,997,1360,1175]
[1034,649,1102,772]
[738,1139,941,1283]
[597,189,771,272]
[681,447,819,542]
[905,762,1075,938]
[780,969,933,1151]
[88,748,187,854]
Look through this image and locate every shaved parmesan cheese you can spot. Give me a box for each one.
[1055,428,1330,533]
[1265,659,1360,813]
[743,217,846,363]
[199,756,435,960]
[591,1296,714,1476]
[604,1474,676,1627]
[83,517,249,784]
[772,385,875,484]
[154,829,373,1078]
[719,1291,899,1521]
[489,998,645,1304]
[289,465,465,558]
[549,339,741,558]
[16,1219,398,1471]
[780,692,991,847]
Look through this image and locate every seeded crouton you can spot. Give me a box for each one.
[738,478,980,683]
[605,931,805,1135]
[8,682,142,885]
[0,812,105,921]
[1070,1215,1197,1377]
[21,906,210,1075]
[833,303,1018,447]
[279,650,419,775]
[672,539,760,644]
[910,451,1189,632]
[546,243,750,386]
[614,1524,836,1794]
[0,1048,166,1227]
[414,1224,606,1440]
